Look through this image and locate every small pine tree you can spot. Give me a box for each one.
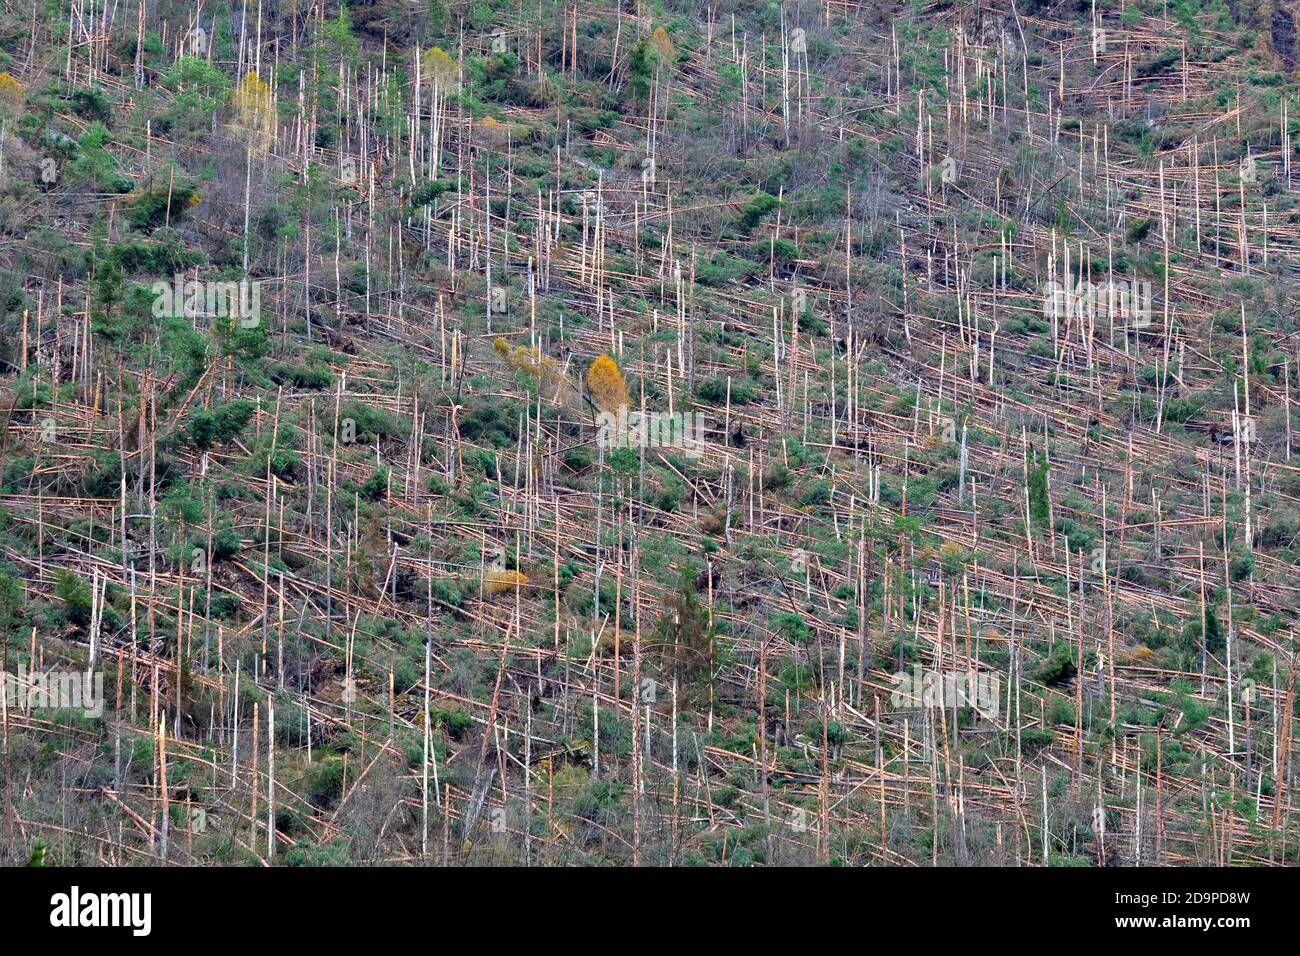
[655,573,713,708]
[1028,446,1050,534]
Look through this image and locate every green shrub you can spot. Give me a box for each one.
[55,571,92,628]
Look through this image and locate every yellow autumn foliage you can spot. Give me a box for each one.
[478,115,522,145]
[651,26,675,63]
[484,568,528,595]
[587,355,628,413]
[494,338,579,406]
[420,46,459,90]
[231,71,275,151]
[0,71,24,112]
[494,336,542,377]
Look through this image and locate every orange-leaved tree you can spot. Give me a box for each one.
[587,355,628,413]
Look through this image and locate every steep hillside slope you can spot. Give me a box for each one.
[1,0,1298,866]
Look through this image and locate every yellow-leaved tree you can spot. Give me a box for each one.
[587,355,628,413]
[0,71,24,114]
[420,46,459,90]
[494,338,579,407]
[420,47,458,177]
[483,568,529,596]
[231,71,275,152]
[651,26,675,64]
[478,115,522,146]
